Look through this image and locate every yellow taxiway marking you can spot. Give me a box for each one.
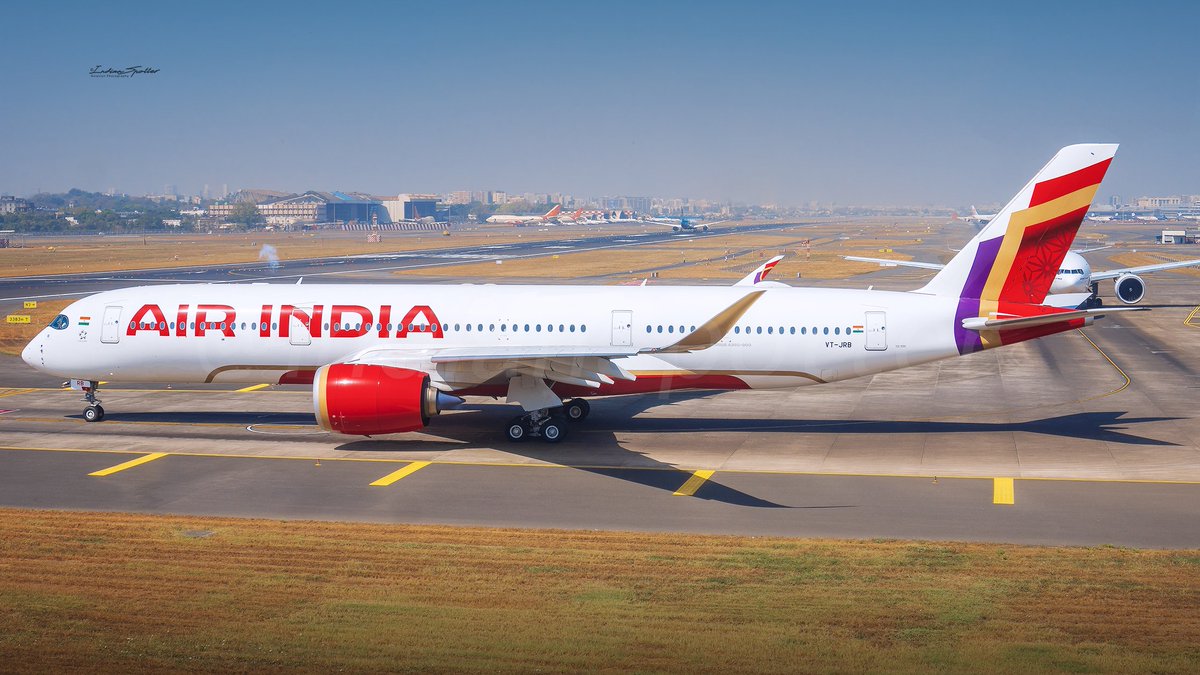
[1185,305,1200,328]
[3,446,1200,486]
[369,461,431,486]
[1076,330,1130,400]
[0,388,36,399]
[89,452,168,477]
[235,384,270,393]
[673,469,715,496]
[993,477,1015,505]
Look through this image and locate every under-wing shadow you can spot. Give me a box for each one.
[335,389,1178,507]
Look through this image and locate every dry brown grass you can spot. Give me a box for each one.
[0,299,72,356]
[1,509,1197,673]
[394,231,923,282]
[0,228,626,278]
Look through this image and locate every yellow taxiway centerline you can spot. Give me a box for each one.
[673,470,715,496]
[993,477,1015,505]
[369,461,432,486]
[89,452,168,477]
[235,384,270,393]
[3,446,1199,485]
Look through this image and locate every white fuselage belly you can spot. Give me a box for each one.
[28,284,962,391]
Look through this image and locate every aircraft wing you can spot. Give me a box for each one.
[343,290,768,389]
[843,255,945,271]
[1089,258,1200,281]
[961,306,1146,331]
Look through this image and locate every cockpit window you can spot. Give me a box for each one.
[49,314,70,330]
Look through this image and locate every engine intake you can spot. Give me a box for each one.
[313,364,461,435]
[1114,274,1145,304]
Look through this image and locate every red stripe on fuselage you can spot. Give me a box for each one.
[1029,158,1111,208]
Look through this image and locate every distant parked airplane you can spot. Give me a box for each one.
[486,205,562,225]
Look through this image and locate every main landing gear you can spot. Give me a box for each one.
[504,398,590,444]
[79,381,104,422]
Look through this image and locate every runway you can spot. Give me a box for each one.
[2,224,1199,547]
[0,221,805,311]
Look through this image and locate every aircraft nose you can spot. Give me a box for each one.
[21,336,42,370]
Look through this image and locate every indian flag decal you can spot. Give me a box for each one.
[852,326,864,334]
[78,317,91,326]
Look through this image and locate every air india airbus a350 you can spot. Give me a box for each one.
[23,144,1141,443]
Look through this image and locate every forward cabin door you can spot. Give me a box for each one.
[864,311,887,351]
[611,310,633,346]
[100,306,123,344]
[289,306,313,346]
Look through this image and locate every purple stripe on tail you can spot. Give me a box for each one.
[953,236,1003,354]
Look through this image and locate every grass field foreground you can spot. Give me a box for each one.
[1,509,1197,672]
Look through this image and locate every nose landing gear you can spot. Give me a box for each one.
[78,381,104,422]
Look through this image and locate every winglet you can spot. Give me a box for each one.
[644,290,766,354]
[735,255,785,286]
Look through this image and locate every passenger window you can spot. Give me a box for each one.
[768,327,774,334]
[524,324,530,332]
[558,324,564,332]
[657,326,663,333]
[835,327,840,335]
[823,327,829,335]
[790,327,795,335]
[734,326,740,334]
[466,324,472,332]
[581,325,586,332]
[646,325,652,333]
[756,327,762,334]
[570,325,575,332]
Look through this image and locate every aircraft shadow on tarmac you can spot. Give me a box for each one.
[89,400,1178,509]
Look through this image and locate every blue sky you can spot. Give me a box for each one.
[1,1,1197,205]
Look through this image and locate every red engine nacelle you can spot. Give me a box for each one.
[314,364,449,435]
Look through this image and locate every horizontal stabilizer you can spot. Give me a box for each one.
[961,306,1146,331]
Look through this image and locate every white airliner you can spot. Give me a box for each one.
[485,204,562,225]
[847,248,1200,308]
[953,206,996,225]
[24,144,1146,443]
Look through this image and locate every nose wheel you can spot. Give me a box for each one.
[79,381,105,422]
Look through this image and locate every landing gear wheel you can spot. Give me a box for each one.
[504,416,529,443]
[540,416,567,444]
[83,405,104,422]
[564,398,590,422]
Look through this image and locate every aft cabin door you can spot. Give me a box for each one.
[864,311,887,351]
[611,310,633,346]
[100,306,122,344]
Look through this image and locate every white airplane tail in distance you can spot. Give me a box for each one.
[24,144,1143,442]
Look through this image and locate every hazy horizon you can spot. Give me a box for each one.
[2,1,1197,206]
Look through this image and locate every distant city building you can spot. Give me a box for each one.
[210,191,388,226]
[0,196,32,214]
[1136,196,1182,208]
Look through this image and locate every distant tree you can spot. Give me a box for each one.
[229,202,264,227]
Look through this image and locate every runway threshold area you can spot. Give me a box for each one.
[2,447,1196,549]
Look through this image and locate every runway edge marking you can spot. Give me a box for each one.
[992,477,1015,505]
[673,470,715,496]
[89,452,169,477]
[369,461,432,487]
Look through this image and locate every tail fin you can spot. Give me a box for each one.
[919,144,1117,354]
[571,208,583,220]
[920,144,1116,303]
[970,205,980,218]
[543,204,562,218]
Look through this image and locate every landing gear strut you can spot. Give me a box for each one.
[504,408,568,444]
[80,382,104,422]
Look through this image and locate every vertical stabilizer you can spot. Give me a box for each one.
[917,144,1117,352]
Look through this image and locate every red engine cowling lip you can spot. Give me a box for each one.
[314,363,430,435]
